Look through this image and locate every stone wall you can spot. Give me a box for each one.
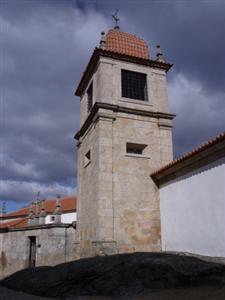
[80,57,170,127]
[77,107,173,256]
[0,224,77,279]
[76,55,174,257]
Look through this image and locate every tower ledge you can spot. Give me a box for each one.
[75,48,173,97]
[74,102,175,140]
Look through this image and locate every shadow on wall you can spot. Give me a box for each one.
[0,251,8,270]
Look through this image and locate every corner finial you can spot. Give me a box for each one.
[156,44,165,62]
[112,9,120,30]
[99,31,106,49]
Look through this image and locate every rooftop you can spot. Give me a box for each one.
[1,196,77,220]
[105,29,149,59]
[151,131,225,186]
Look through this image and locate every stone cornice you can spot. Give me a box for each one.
[0,223,74,233]
[74,102,175,140]
[75,48,173,97]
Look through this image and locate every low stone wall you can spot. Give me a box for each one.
[0,224,78,279]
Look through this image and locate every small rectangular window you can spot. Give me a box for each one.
[126,143,147,155]
[50,215,55,222]
[84,150,91,167]
[87,82,93,112]
[121,70,148,101]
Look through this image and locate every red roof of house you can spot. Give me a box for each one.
[0,218,28,229]
[105,29,149,59]
[151,131,225,177]
[2,196,77,219]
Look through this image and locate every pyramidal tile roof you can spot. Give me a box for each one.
[105,29,149,59]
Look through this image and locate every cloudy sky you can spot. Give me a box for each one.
[1,0,225,212]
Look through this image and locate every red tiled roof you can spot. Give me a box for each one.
[105,29,149,59]
[2,196,77,219]
[151,131,225,176]
[0,218,28,229]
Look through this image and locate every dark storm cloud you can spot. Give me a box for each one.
[1,0,110,203]
[1,0,225,206]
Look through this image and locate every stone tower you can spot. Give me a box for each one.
[75,28,174,257]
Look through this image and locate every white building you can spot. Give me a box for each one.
[1,196,77,228]
[151,132,225,257]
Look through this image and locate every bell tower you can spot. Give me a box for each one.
[75,27,174,257]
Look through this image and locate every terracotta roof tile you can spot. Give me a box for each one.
[0,218,28,229]
[2,196,77,219]
[105,29,149,59]
[151,131,225,176]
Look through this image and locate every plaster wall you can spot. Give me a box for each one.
[160,157,225,257]
[45,212,76,224]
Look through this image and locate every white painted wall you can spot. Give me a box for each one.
[160,157,225,257]
[45,212,76,224]
[61,212,77,223]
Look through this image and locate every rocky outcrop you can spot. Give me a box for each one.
[1,253,225,299]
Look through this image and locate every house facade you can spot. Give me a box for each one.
[0,196,77,279]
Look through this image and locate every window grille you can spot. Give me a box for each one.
[121,70,148,101]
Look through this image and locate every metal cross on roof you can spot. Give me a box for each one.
[112,9,120,30]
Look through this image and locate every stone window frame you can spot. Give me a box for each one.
[125,142,150,159]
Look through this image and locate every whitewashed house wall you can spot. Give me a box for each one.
[160,157,225,257]
[45,212,77,224]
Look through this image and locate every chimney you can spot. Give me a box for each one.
[54,194,62,224]
[28,202,35,226]
[39,199,46,225]
[34,201,40,225]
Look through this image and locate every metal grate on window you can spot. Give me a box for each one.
[87,82,93,112]
[121,69,148,101]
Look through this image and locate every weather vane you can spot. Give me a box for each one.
[112,9,120,30]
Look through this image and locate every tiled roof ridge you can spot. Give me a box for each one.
[151,131,225,176]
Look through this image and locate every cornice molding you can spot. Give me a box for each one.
[74,102,175,140]
[75,48,173,97]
